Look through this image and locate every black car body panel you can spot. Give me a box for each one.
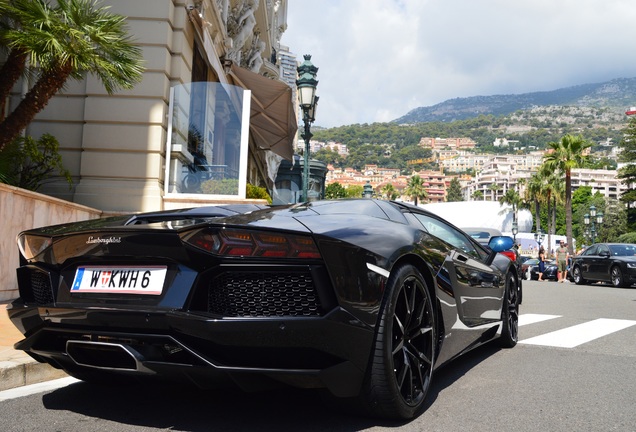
[571,243,636,287]
[8,199,519,419]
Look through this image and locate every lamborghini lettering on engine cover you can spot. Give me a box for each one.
[70,266,167,295]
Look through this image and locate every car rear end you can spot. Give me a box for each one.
[9,216,376,397]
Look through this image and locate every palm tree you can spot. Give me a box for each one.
[405,175,428,206]
[543,134,591,254]
[0,0,144,151]
[499,187,523,228]
[381,183,398,200]
[537,163,564,256]
[488,183,501,201]
[525,173,545,234]
[472,190,484,201]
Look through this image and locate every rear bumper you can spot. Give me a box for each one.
[8,300,374,397]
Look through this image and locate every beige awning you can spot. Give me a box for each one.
[228,64,297,161]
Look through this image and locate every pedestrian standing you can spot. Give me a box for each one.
[538,246,546,281]
[556,241,569,282]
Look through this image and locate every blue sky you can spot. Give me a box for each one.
[281,0,636,128]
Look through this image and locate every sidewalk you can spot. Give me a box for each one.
[0,301,68,392]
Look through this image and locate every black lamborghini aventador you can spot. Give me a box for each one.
[8,199,519,420]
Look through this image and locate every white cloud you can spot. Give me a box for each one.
[281,0,636,128]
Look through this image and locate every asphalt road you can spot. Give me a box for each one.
[1,279,635,432]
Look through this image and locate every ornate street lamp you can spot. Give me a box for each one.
[583,205,603,244]
[512,221,518,243]
[296,55,318,202]
[534,229,544,248]
[362,181,374,198]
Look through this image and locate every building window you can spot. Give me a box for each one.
[165,82,249,198]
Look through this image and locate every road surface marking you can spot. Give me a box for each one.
[519,318,636,348]
[0,377,79,402]
[519,314,561,326]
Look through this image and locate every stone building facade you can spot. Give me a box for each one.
[7,0,295,213]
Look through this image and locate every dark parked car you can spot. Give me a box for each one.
[571,243,636,287]
[530,258,575,282]
[8,199,519,420]
[530,259,556,280]
[521,258,539,280]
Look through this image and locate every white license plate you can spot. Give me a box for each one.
[70,266,167,295]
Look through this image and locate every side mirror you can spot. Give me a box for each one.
[599,250,610,258]
[488,236,514,252]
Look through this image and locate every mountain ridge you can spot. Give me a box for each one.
[394,77,636,124]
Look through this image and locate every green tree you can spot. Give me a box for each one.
[487,183,501,201]
[345,184,363,198]
[536,162,565,254]
[446,177,463,202]
[313,148,342,166]
[571,186,593,245]
[0,133,71,190]
[498,187,523,226]
[525,172,545,234]
[404,175,428,206]
[381,183,399,200]
[246,183,272,204]
[325,182,347,199]
[617,116,636,230]
[543,134,591,254]
[0,0,144,151]
[471,190,483,201]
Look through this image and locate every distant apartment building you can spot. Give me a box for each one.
[277,44,298,95]
[570,168,626,200]
[465,156,531,201]
[322,135,628,206]
[419,137,477,150]
[325,141,349,156]
[493,138,520,147]
[439,151,543,173]
[414,170,447,203]
[440,153,490,173]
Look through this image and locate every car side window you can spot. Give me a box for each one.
[597,245,609,256]
[583,245,597,256]
[412,213,484,260]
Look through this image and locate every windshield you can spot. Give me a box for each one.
[608,244,636,256]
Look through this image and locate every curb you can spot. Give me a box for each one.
[1,302,69,392]
[0,356,69,392]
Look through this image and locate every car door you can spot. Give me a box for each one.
[576,245,596,280]
[590,244,610,281]
[411,213,505,326]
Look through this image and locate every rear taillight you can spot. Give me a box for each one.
[499,250,516,262]
[18,233,53,260]
[180,228,321,259]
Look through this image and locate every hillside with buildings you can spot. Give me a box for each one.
[309,79,633,205]
[310,111,628,206]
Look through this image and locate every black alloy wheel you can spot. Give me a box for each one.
[611,265,626,288]
[362,264,435,420]
[499,272,518,348]
[572,266,586,285]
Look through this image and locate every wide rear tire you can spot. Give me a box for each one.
[360,264,435,420]
[499,271,518,348]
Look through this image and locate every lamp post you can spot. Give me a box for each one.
[296,55,318,202]
[583,204,604,244]
[362,181,374,198]
[511,220,518,243]
[534,229,544,249]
